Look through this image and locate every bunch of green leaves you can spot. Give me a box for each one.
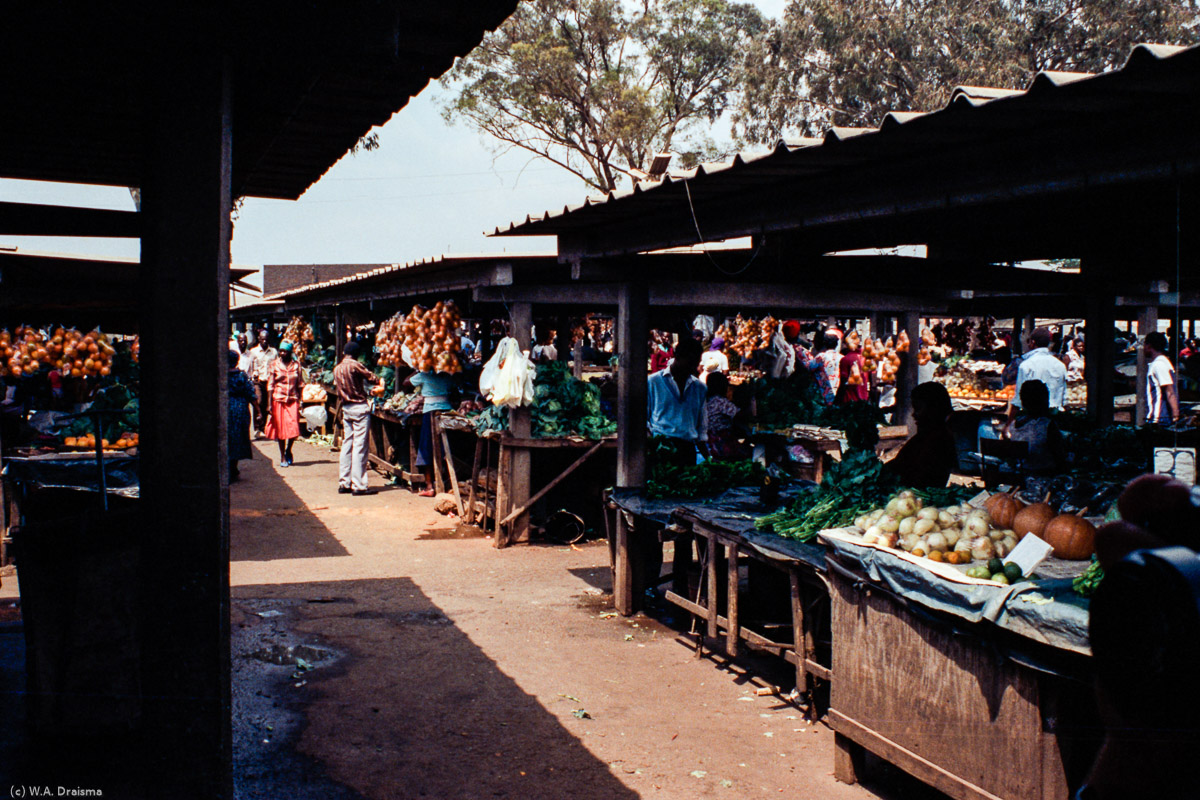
[473,404,510,435]
[752,376,885,449]
[531,362,616,439]
[755,448,895,541]
[1073,555,1105,597]
[57,384,139,440]
[646,437,763,499]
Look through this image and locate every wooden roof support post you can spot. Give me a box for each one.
[1086,293,1117,425]
[138,51,233,799]
[617,282,649,488]
[614,281,649,615]
[1136,304,1158,426]
[501,301,533,546]
[895,311,921,431]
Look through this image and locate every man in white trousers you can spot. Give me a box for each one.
[333,342,382,495]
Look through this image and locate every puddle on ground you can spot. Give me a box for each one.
[418,524,491,541]
[575,592,615,612]
[247,643,334,666]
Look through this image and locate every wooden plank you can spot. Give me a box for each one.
[726,542,740,657]
[789,570,809,697]
[498,440,604,526]
[439,422,464,517]
[833,732,866,786]
[805,659,832,682]
[500,436,616,449]
[465,437,484,525]
[672,529,693,598]
[429,415,446,495]
[508,301,533,542]
[493,443,509,548]
[706,540,720,640]
[830,711,1005,800]
[827,567,1065,800]
[614,511,635,615]
[616,282,649,489]
[368,453,401,476]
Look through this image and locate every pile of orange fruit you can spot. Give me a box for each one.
[0,326,116,378]
[63,431,138,450]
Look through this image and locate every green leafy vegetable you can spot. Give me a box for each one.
[753,448,972,542]
[645,437,763,499]
[1072,555,1105,597]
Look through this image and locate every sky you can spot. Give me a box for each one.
[0,0,790,282]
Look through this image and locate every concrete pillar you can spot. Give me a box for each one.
[139,50,233,798]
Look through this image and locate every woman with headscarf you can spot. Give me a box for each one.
[699,336,729,384]
[264,340,302,467]
[227,348,256,482]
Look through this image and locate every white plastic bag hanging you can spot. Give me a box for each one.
[481,337,535,408]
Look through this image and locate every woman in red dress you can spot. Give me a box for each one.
[264,340,302,466]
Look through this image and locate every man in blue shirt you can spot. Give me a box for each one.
[1005,327,1067,434]
[647,337,708,463]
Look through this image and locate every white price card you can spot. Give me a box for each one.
[1154,447,1196,485]
[1006,534,1055,578]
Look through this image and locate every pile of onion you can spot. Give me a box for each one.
[282,316,315,361]
[399,301,463,374]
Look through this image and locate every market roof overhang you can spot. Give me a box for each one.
[493,44,1200,271]
[0,249,256,317]
[270,251,1090,317]
[0,0,520,201]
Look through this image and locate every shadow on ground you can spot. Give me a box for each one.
[234,577,639,800]
[230,451,351,562]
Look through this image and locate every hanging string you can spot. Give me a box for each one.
[684,180,762,277]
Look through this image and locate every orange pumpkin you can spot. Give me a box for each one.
[1012,501,1055,540]
[984,492,1026,529]
[1043,513,1096,560]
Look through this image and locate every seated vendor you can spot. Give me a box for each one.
[647,337,708,465]
[1007,379,1064,475]
[704,372,747,461]
[884,381,958,488]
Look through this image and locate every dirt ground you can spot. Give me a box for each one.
[227,439,947,800]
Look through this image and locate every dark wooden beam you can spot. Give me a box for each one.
[616,282,649,489]
[0,200,139,237]
[137,51,232,798]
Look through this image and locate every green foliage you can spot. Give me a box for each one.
[646,436,763,499]
[754,376,884,449]
[1073,555,1105,597]
[473,404,510,435]
[735,0,1200,143]
[532,362,616,439]
[442,0,766,191]
[754,448,973,541]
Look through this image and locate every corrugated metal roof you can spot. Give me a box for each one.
[493,43,1200,241]
[265,253,552,300]
[0,1,521,201]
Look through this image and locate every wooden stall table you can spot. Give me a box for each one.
[490,432,616,548]
[606,487,833,715]
[818,529,1096,800]
[367,406,425,490]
